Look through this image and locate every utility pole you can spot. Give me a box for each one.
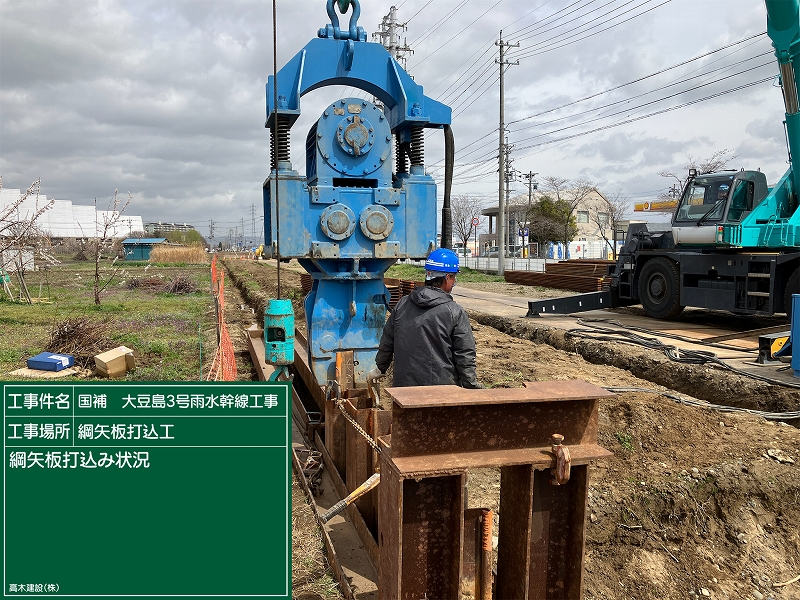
[250,204,256,239]
[496,31,519,275]
[504,138,516,257]
[209,219,215,242]
[523,171,538,259]
[373,6,413,71]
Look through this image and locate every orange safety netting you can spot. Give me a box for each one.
[206,259,237,381]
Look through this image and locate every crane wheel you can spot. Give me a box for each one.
[638,258,684,319]
[783,267,799,315]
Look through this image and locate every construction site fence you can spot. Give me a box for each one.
[206,255,237,381]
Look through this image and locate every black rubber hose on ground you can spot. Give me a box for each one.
[441,124,454,250]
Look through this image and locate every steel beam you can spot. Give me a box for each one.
[379,381,611,599]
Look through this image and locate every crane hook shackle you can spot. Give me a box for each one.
[320,0,366,42]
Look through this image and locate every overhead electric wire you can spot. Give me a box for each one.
[502,0,559,36]
[408,0,469,47]
[510,0,635,45]
[513,76,773,154]
[429,43,495,96]
[510,0,650,50]
[413,0,504,68]
[509,59,774,142]
[508,32,768,125]
[405,0,434,24]
[511,0,673,59]
[506,0,592,39]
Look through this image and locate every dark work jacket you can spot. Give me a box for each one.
[375,285,480,388]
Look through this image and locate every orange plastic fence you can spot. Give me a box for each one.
[207,263,237,381]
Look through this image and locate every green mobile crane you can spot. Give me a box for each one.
[529,0,800,319]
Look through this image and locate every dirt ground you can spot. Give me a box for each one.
[222,259,800,600]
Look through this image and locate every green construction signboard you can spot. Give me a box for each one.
[2,382,291,598]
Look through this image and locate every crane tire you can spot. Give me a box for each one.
[783,267,800,315]
[638,258,684,319]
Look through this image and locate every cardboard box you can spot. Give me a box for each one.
[94,346,135,378]
[27,352,74,372]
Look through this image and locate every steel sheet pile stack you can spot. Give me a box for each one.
[300,272,313,295]
[384,278,403,310]
[505,259,614,292]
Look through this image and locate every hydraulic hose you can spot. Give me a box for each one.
[441,124,454,249]
[566,319,800,390]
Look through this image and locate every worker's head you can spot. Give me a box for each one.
[424,248,460,291]
[717,184,729,200]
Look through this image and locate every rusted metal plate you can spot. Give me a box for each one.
[378,454,403,600]
[391,444,612,477]
[345,400,377,532]
[316,431,380,571]
[372,409,392,538]
[496,465,534,600]
[462,508,484,599]
[387,381,612,409]
[245,326,275,382]
[528,466,589,600]
[400,474,465,600]
[391,397,602,458]
[325,397,348,480]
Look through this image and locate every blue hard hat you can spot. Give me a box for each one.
[425,248,460,273]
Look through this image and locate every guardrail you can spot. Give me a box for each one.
[401,257,552,273]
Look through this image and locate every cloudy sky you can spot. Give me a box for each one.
[0,0,786,240]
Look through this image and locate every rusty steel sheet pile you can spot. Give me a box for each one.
[378,382,613,600]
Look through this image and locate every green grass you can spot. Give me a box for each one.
[386,263,505,283]
[615,432,634,452]
[0,260,216,381]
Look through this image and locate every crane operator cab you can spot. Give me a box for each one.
[672,169,768,246]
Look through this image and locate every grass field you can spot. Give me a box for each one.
[386,262,505,283]
[0,259,215,381]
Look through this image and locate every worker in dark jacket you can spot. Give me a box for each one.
[371,248,482,388]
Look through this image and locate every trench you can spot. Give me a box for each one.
[467,310,800,418]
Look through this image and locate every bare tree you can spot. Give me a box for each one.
[658,149,738,201]
[90,189,132,305]
[589,189,629,260]
[0,177,54,256]
[541,176,597,248]
[0,177,59,301]
[451,194,484,258]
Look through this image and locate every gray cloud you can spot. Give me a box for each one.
[0,0,789,236]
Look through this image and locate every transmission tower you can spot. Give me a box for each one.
[373,6,413,72]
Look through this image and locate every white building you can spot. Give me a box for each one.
[0,187,143,239]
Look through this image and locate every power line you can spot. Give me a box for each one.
[408,0,470,47]
[412,0,503,69]
[506,0,591,39]
[509,53,773,135]
[511,0,673,60]
[513,76,773,154]
[406,0,434,24]
[510,0,625,45]
[507,32,768,125]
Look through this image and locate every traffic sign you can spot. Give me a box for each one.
[471,217,480,226]
[519,228,529,237]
